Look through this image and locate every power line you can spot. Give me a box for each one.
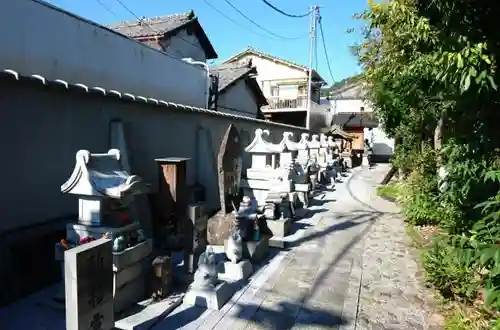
[261,0,312,18]
[318,15,335,85]
[223,0,307,40]
[94,0,119,18]
[202,0,282,41]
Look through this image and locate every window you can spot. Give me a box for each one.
[360,106,365,112]
[298,85,307,95]
[271,86,279,96]
[278,84,299,98]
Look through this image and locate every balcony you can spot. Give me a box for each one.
[263,95,309,112]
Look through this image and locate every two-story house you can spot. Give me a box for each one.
[210,60,268,118]
[328,77,394,161]
[107,10,218,62]
[108,13,268,115]
[223,47,329,128]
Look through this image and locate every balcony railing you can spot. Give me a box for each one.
[263,95,309,111]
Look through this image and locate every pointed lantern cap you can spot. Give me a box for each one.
[61,149,151,199]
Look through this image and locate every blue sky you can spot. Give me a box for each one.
[44,0,367,86]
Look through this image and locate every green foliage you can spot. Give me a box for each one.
[376,183,400,201]
[353,0,500,322]
[423,235,479,301]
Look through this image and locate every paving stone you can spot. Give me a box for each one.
[148,165,443,330]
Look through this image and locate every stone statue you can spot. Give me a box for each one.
[192,246,218,290]
[225,231,243,263]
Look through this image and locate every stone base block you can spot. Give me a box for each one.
[224,237,269,263]
[269,237,286,249]
[266,218,292,238]
[115,275,146,314]
[294,208,309,220]
[183,282,233,310]
[113,239,153,271]
[114,261,143,290]
[243,237,269,262]
[217,260,253,282]
[114,293,184,330]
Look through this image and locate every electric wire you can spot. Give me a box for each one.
[318,15,336,85]
[223,0,307,40]
[202,0,283,41]
[261,0,313,18]
[94,0,119,18]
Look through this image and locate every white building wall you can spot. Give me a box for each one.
[1,0,209,108]
[232,55,308,97]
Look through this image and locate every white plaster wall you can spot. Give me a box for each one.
[237,55,308,97]
[330,99,372,113]
[159,29,206,63]
[0,0,209,108]
[217,79,259,117]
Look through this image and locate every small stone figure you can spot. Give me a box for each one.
[192,246,218,290]
[225,231,243,263]
[236,196,257,240]
[113,236,126,252]
[136,229,146,243]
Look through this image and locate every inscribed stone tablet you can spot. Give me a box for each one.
[65,238,114,330]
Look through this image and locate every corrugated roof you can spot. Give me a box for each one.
[106,10,218,59]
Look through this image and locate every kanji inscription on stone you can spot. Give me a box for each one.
[64,238,114,330]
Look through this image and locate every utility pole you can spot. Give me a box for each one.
[306,6,319,130]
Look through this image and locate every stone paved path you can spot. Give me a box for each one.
[154,164,442,330]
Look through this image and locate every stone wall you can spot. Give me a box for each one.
[0,74,306,305]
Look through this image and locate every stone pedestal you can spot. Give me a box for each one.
[217,260,253,282]
[244,238,269,262]
[183,282,233,310]
[185,204,208,274]
[223,236,270,262]
[267,218,292,248]
[114,275,146,314]
[266,218,292,238]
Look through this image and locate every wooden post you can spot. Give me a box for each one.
[155,158,190,238]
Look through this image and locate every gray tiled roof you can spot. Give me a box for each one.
[106,10,195,38]
[210,61,255,92]
[106,10,218,59]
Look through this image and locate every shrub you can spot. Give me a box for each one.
[423,236,480,302]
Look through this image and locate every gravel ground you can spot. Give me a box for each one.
[354,189,444,330]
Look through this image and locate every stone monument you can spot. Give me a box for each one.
[57,149,153,313]
[183,246,233,310]
[207,124,243,245]
[217,231,253,281]
[65,238,114,330]
[185,203,208,274]
[240,128,292,206]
